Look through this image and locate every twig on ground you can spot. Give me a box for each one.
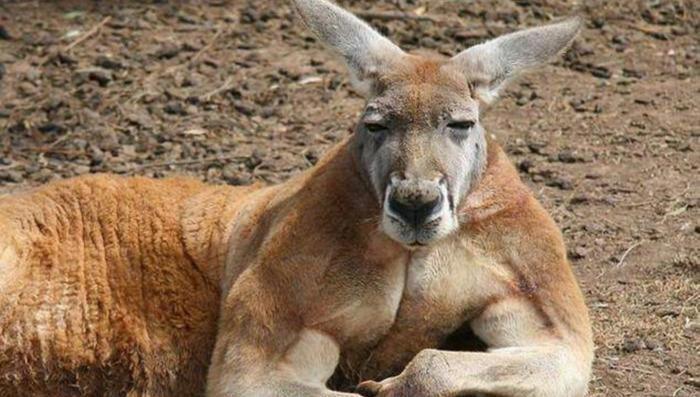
[615,242,643,268]
[63,16,112,52]
[134,154,247,170]
[199,76,235,101]
[598,357,655,375]
[189,28,223,65]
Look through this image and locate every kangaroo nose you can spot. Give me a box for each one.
[388,191,443,226]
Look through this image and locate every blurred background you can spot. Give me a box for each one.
[0,1,697,395]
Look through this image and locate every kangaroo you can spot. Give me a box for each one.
[0,1,593,396]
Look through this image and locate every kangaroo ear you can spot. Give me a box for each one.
[452,17,582,105]
[293,0,405,96]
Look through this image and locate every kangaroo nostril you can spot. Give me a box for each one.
[388,192,443,226]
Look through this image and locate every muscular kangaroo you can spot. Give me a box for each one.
[0,1,593,396]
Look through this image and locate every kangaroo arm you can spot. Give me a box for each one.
[358,295,593,397]
[205,270,361,397]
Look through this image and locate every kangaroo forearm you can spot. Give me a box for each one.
[423,346,590,397]
[207,377,359,397]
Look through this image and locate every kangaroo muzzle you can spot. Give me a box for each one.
[385,174,445,227]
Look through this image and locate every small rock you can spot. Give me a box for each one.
[223,167,251,186]
[206,166,222,181]
[37,123,64,134]
[74,165,91,175]
[569,246,589,260]
[154,43,181,59]
[94,55,124,70]
[570,98,588,112]
[234,101,256,116]
[546,175,574,190]
[655,307,680,318]
[644,339,661,350]
[303,149,319,166]
[240,9,261,23]
[685,320,700,333]
[164,101,186,115]
[245,150,263,170]
[0,170,24,183]
[89,68,112,86]
[527,141,548,155]
[18,81,38,96]
[518,159,533,173]
[590,65,611,79]
[97,128,120,151]
[89,146,105,165]
[621,338,645,353]
[24,67,41,81]
[570,194,590,205]
[0,25,11,40]
[685,377,700,388]
[634,98,654,106]
[77,67,112,86]
[54,51,78,65]
[32,168,53,183]
[176,11,198,24]
[557,150,584,163]
[623,68,644,79]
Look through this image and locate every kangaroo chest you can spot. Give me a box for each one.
[330,239,508,390]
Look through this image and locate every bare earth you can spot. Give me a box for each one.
[0,1,698,396]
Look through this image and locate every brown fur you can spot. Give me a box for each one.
[0,136,591,395]
[0,176,250,396]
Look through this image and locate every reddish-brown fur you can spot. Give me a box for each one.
[0,136,591,395]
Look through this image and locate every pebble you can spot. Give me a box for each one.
[621,338,645,353]
[518,159,533,173]
[685,320,700,333]
[655,307,680,318]
[89,68,113,86]
[0,170,24,183]
[222,164,252,185]
[37,123,64,134]
[644,339,661,350]
[74,165,91,175]
[545,175,574,190]
[527,141,548,155]
[164,101,186,115]
[32,168,53,183]
[557,150,584,163]
[154,43,181,59]
[94,55,124,70]
[96,128,120,151]
[0,25,11,40]
[569,246,589,260]
[18,81,38,96]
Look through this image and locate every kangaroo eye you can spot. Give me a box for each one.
[447,120,475,130]
[365,123,388,134]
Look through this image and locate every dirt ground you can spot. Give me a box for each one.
[0,0,698,396]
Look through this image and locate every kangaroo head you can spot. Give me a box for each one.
[294,0,581,247]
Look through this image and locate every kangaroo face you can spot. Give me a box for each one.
[354,57,486,246]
